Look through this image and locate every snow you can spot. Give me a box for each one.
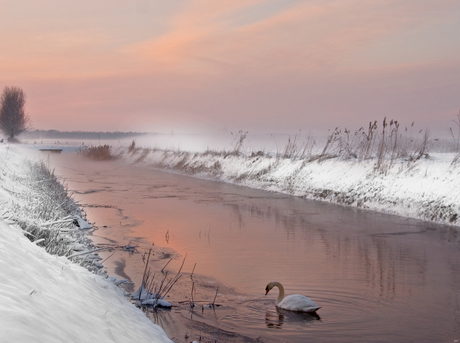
[1,137,459,342]
[118,147,460,227]
[0,144,172,343]
[75,216,92,229]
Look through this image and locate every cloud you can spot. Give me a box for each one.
[4,0,458,80]
[127,0,460,78]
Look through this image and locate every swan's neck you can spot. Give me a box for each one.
[273,282,285,305]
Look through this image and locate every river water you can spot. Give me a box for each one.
[47,152,459,343]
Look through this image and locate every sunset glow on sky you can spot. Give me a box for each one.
[1,0,459,135]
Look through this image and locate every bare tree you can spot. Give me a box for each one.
[0,86,29,141]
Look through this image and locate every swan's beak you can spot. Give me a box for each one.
[265,287,269,295]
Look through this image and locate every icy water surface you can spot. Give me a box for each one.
[47,153,460,343]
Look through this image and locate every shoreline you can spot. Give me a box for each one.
[116,146,460,228]
[0,145,173,343]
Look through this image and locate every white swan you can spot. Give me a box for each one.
[265,281,320,313]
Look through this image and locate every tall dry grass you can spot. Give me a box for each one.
[273,117,433,174]
[2,160,101,271]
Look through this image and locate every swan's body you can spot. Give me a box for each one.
[265,281,320,313]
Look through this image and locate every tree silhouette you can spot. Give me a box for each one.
[0,86,29,141]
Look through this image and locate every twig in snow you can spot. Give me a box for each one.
[165,230,170,244]
[140,247,153,301]
[190,281,195,308]
[161,258,173,273]
[101,252,114,263]
[212,286,219,307]
[190,263,196,279]
[67,247,104,259]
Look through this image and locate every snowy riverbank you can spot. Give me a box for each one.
[0,145,172,343]
[116,146,460,227]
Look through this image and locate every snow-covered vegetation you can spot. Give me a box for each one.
[111,119,460,227]
[0,144,172,343]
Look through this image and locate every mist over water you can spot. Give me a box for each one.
[20,116,455,160]
[115,131,316,154]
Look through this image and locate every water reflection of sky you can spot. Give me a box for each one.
[47,153,460,343]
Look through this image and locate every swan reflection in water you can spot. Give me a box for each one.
[265,308,321,329]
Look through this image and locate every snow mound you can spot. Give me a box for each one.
[0,218,172,343]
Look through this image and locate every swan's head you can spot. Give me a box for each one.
[265,282,275,295]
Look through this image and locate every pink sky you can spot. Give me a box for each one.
[1,0,459,136]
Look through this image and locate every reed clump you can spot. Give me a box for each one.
[131,249,185,308]
[78,144,116,160]
[230,130,248,156]
[273,118,433,173]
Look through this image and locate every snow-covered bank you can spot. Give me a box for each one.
[0,145,172,343]
[118,147,460,227]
